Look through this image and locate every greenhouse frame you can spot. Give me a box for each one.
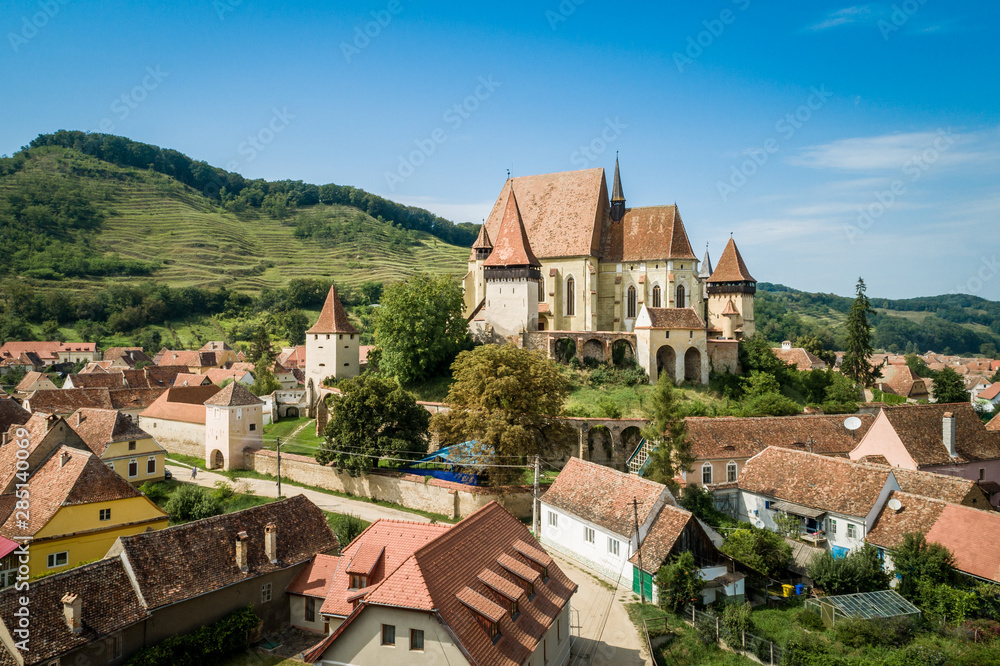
[805,589,921,628]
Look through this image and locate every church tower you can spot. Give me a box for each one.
[305,286,359,407]
[610,155,626,222]
[483,187,542,337]
[465,224,493,313]
[706,238,756,339]
[204,382,263,471]
[697,243,714,324]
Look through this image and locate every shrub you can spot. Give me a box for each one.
[588,366,616,386]
[782,633,833,666]
[807,543,890,595]
[125,606,259,665]
[721,602,755,647]
[694,614,717,646]
[832,616,919,650]
[164,484,224,522]
[138,481,169,504]
[621,365,648,387]
[331,513,366,549]
[655,552,704,614]
[795,608,825,631]
[596,397,622,419]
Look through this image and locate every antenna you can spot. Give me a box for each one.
[844,416,862,431]
[888,498,902,512]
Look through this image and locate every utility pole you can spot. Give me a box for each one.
[276,437,283,499]
[633,497,645,604]
[532,455,540,537]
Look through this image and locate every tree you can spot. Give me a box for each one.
[373,273,468,384]
[431,345,570,486]
[905,353,937,379]
[318,373,430,475]
[842,278,881,387]
[250,362,281,397]
[807,543,890,595]
[795,334,836,367]
[893,532,958,601]
[656,551,704,613]
[678,485,731,529]
[720,526,792,577]
[39,319,60,341]
[933,367,970,404]
[246,320,274,366]
[641,374,693,489]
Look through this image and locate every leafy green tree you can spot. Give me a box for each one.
[822,371,863,413]
[656,551,705,613]
[933,367,970,404]
[39,319,60,341]
[721,602,756,646]
[795,334,836,367]
[720,526,792,577]
[373,273,468,384]
[842,278,881,387]
[807,543,890,595]
[318,373,430,475]
[250,362,281,397]
[246,320,275,366]
[330,513,367,549]
[678,485,731,528]
[893,532,958,601]
[641,374,693,489]
[431,345,570,486]
[905,353,937,379]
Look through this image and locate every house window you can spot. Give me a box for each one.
[980,468,986,481]
[128,441,136,451]
[565,277,575,316]
[47,552,68,568]
[702,463,712,485]
[237,408,242,420]
[652,285,662,308]
[847,524,857,539]
[584,527,595,544]
[99,509,111,521]
[411,628,424,651]
[727,461,738,483]
[548,511,557,527]
[608,538,620,557]
[350,574,367,589]
[305,597,316,622]
[147,457,156,475]
[128,459,138,478]
[538,278,545,302]
[828,519,837,534]
[473,613,500,642]
[249,423,257,432]
[627,285,637,319]
[382,624,396,646]
[676,285,686,308]
[339,334,343,340]
[107,633,123,661]
[261,583,272,602]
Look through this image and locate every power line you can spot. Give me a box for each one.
[261,441,534,469]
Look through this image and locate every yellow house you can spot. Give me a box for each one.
[69,408,167,484]
[0,445,168,578]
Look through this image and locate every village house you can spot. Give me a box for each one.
[0,496,338,665]
[138,384,221,457]
[0,398,29,435]
[860,464,994,509]
[278,345,307,369]
[22,387,166,421]
[872,365,930,402]
[975,382,1000,413]
[866,491,1000,585]
[101,346,153,368]
[847,403,1000,503]
[65,365,189,390]
[13,371,57,394]
[173,372,212,387]
[68,408,167,484]
[287,553,341,634]
[772,341,828,371]
[0,341,100,369]
[304,502,575,666]
[205,366,255,386]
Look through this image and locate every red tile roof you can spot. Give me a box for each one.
[627,503,698,572]
[173,372,211,387]
[69,408,154,456]
[0,398,29,434]
[988,412,1000,432]
[346,542,384,576]
[15,371,54,391]
[540,457,667,537]
[686,413,875,461]
[306,286,358,334]
[877,365,929,398]
[979,383,1000,401]
[204,381,263,407]
[139,385,221,424]
[601,205,697,262]
[707,238,755,283]
[472,223,493,250]
[772,347,827,371]
[482,188,541,268]
[880,403,1000,466]
[25,388,114,412]
[286,553,340,598]
[636,307,706,329]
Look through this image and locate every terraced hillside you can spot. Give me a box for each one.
[0,147,469,293]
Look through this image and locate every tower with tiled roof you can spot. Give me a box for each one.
[305,285,359,411]
[464,223,494,315]
[204,381,264,470]
[610,155,626,222]
[482,187,542,337]
[706,238,756,339]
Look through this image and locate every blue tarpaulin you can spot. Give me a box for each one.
[401,441,485,485]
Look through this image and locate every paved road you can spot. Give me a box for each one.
[165,463,433,525]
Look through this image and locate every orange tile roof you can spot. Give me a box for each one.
[472,223,493,250]
[69,408,154,456]
[173,372,210,387]
[628,503,698,572]
[637,307,706,329]
[686,413,875,461]
[988,412,1000,432]
[601,205,697,262]
[877,365,929,398]
[721,298,739,316]
[482,188,541,268]
[540,457,666,537]
[0,398,29,435]
[346,542,384,576]
[15,371,54,391]
[772,347,827,371]
[707,238,755,283]
[25,388,114,412]
[286,553,340,598]
[880,403,1000,466]
[204,381,263,407]
[139,385,221,424]
[980,383,1000,401]
[306,286,358,334]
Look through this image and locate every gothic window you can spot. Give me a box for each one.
[538,277,545,302]
[627,286,637,319]
[652,285,662,308]
[676,284,686,309]
[566,277,575,316]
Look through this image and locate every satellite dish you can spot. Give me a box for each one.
[888,498,902,512]
[844,416,863,431]
[754,518,765,529]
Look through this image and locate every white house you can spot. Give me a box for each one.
[976,383,1000,413]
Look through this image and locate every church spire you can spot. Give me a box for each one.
[482,188,540,268]
[610,154,626,222]
[698,243,714,280]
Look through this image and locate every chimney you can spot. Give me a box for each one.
[1,433,7,447]
[59,451,71,468]
[46,414,58,431]
[62,593,82,634]
[943,412,957,457]
[236,531,249,572]
[264,523,277,564]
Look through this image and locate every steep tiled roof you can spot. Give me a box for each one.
[112,495,337,609]
[738,446,891,518]
[602,205,697,262]
[627,503,697,573]
[306,286,358,334]
[707,238,755,283]
[108,388,166,411]
[69,408,154,456]
[636,307,706,330]
[860,465,982,506]
[204,367,252,385]
[881,403,1000,466]
[988,412,1000,431]
[173,372,210,387]
[772,347,827,371]
[199,341,234,352]
[204,381,263,407]
[482,189,541,268]
[0,558,148,665]
[66,372,125,389]
[287,553,340,598]
[25,388,113,412]
[686,413,875,461]
[0,398,29,434]
[720,298,739,316]
[541,457,666,537]
[867,491,1000,583]
[979,383,1000,401]
[138,385,221,424]
[472,223,493,250]
[15,371,54,391]
[877,365,929,398]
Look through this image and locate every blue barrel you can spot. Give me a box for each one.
[795,584,804,596]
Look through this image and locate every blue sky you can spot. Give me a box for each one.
[2,0,998,300]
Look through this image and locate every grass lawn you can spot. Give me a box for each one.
[262,416,325,456]
[626,603,755,666]
[563,365,732,419]
[402,374,455,402]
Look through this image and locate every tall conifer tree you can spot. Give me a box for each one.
[842,277,880,387]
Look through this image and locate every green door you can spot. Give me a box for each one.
[632,566,653,599]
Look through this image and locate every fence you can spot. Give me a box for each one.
[682,604,785,666]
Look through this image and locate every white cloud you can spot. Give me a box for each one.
[788,129,999,171]
[804,5,878,31]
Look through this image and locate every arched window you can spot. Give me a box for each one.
[702,463,713,485]
[676,284,686,309]
[627,285,637,319]
[538,277,545,302]
[566,277,575,316]
[652,285,662,308]
[727,461,738,483]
